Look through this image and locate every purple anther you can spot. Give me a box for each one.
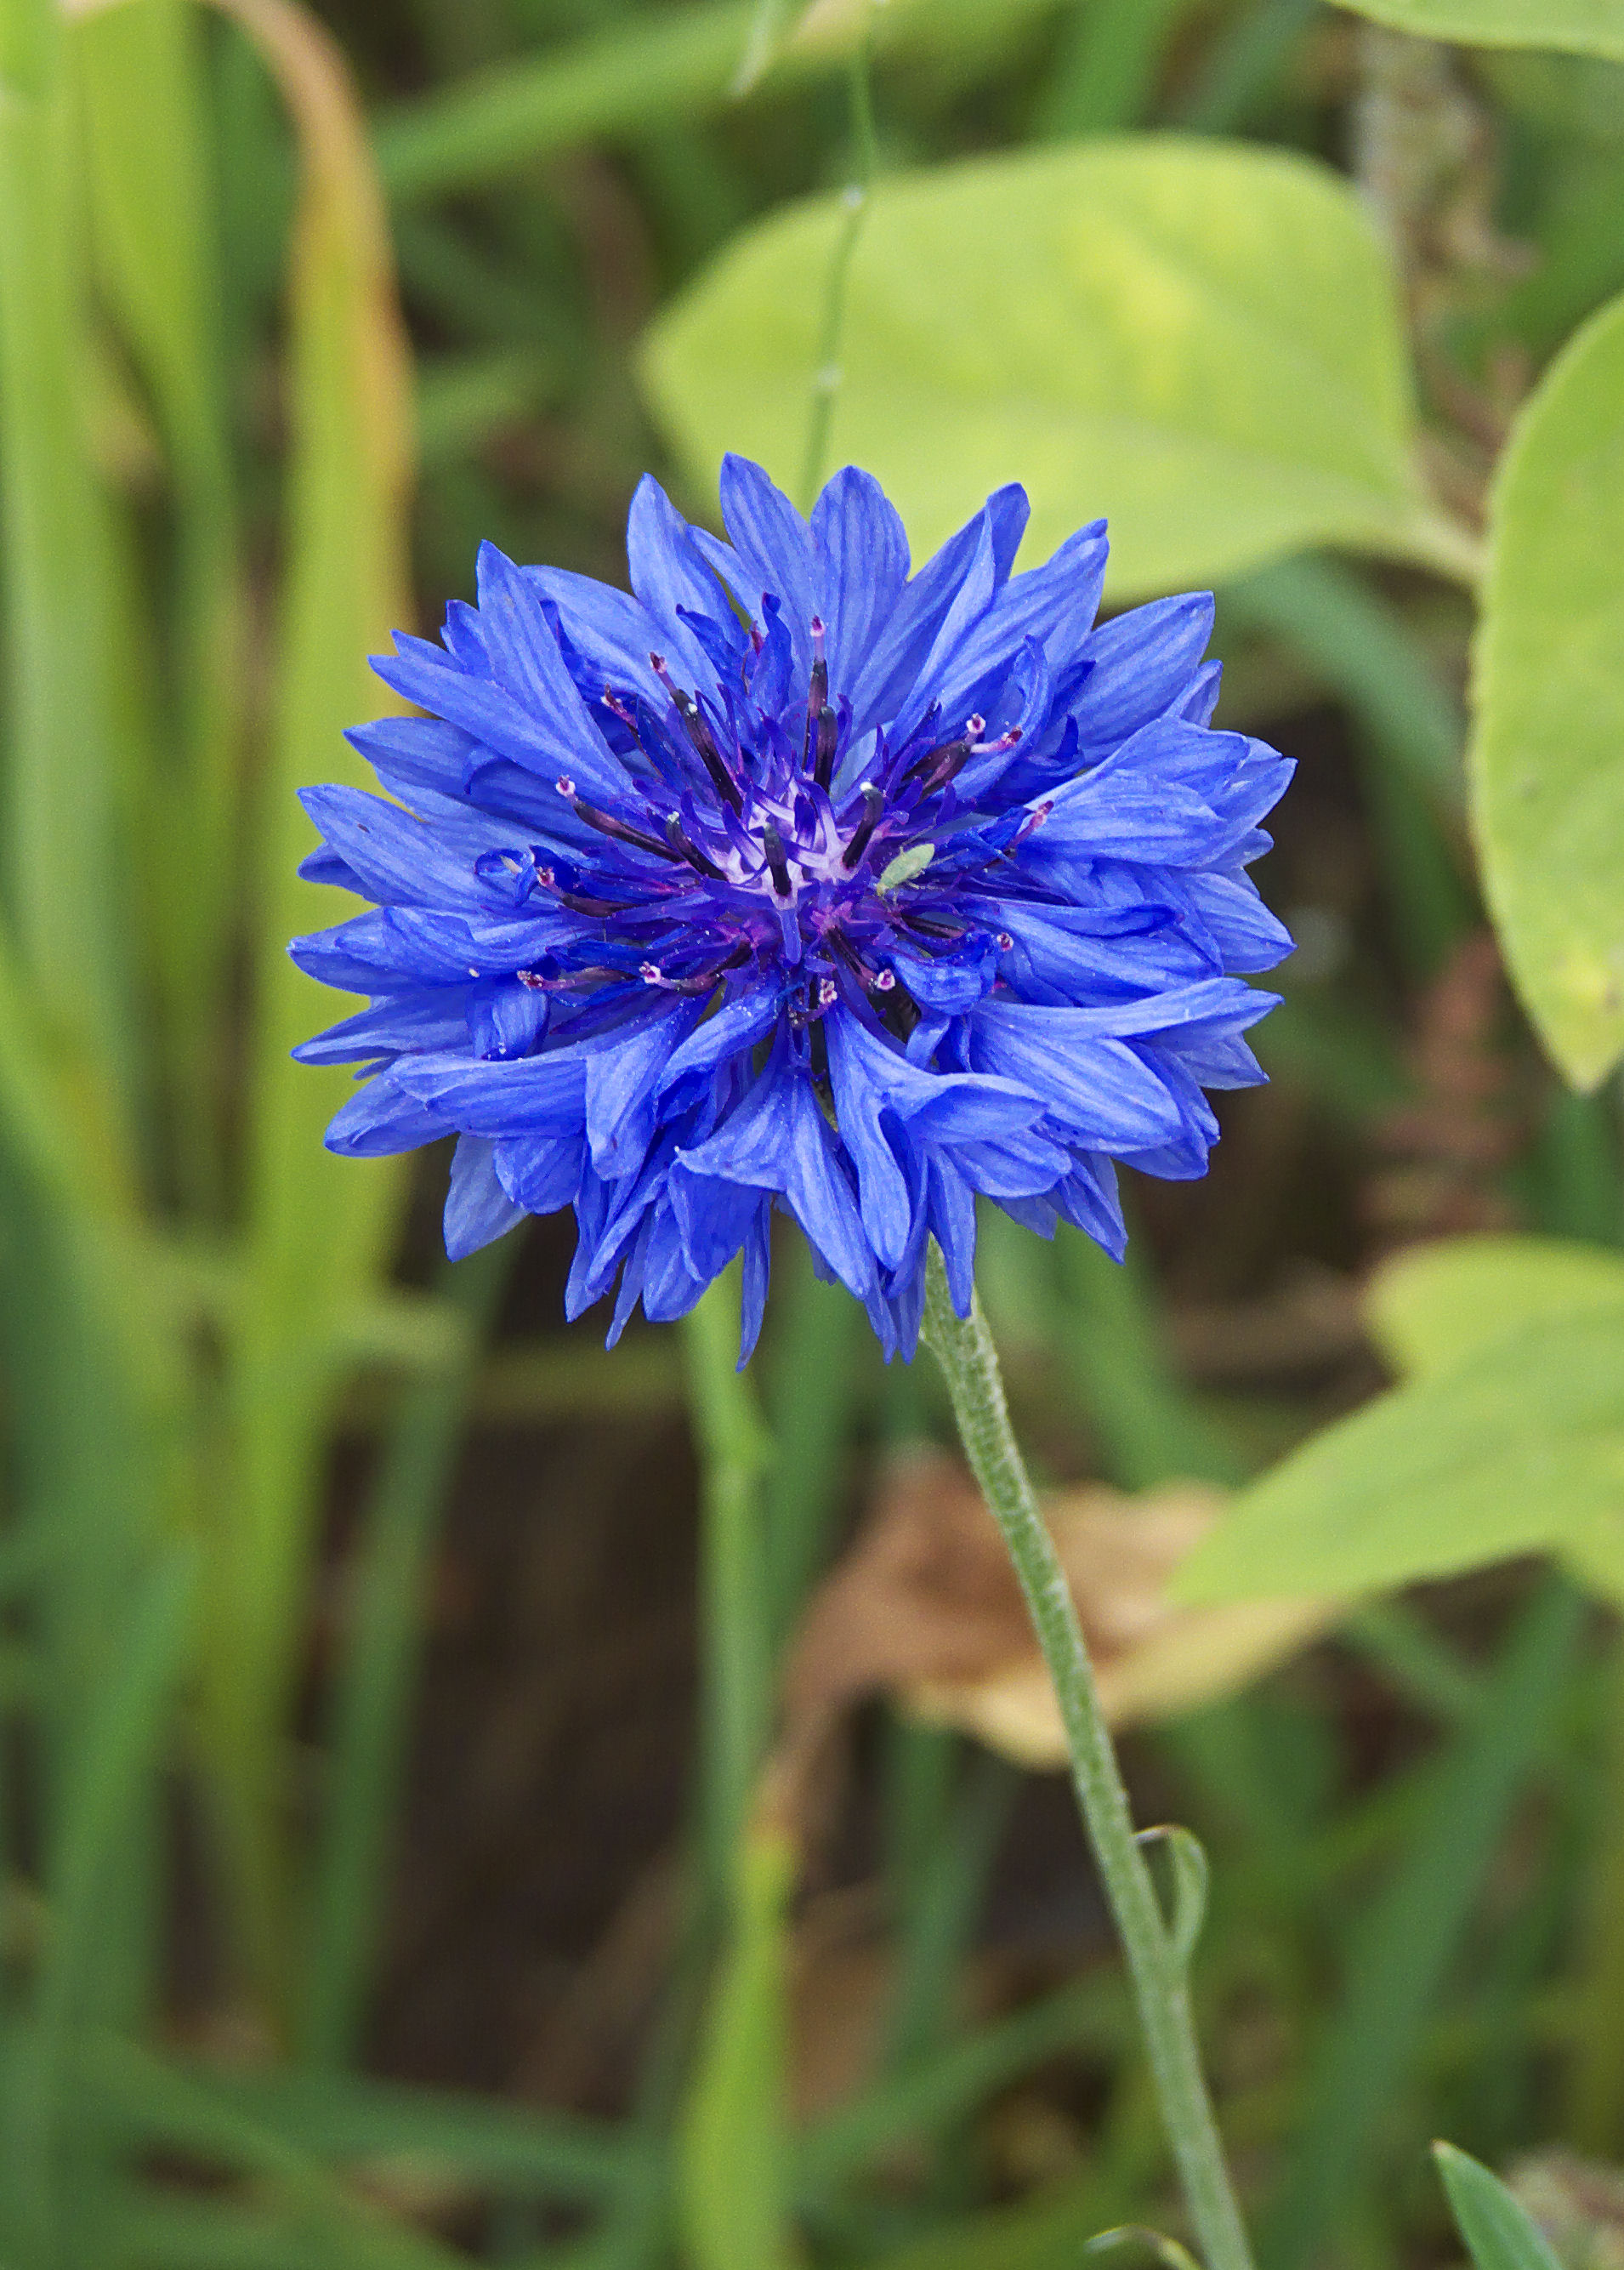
[874,969,896,993]
[818,976,838,1007]
[571,796,683,862]
[813,704,839,790]
[555,776,576,798]
[761,822,793,899]
[840,784,885,871]
[518,969,548,990]
[997,931,1015,952]
[664,815,727,882]
[639,962,664,986]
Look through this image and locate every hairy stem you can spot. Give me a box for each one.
[921,1245,1254,2270]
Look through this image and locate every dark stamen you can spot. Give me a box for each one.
[903,737,969,789]
[651,650,742,813]
[643,939,753,994]
[803,620,829,771]
[813,705,839,790]
[571,796,683,862]
[761,822,792,898]
[840,784,884,871]
[665,815,727,882]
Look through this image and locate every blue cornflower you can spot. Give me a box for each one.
[293,458,1293,1361]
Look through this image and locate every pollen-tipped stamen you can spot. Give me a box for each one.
[571,795,684,862]
[803,617,830,772]
[665,814,728,882]
[840,784,885,871]
[650,651,743,814]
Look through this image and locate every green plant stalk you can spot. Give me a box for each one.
[920,1246,1254,2270]
[1564,1630,1624,2155]
[797,32,877,511]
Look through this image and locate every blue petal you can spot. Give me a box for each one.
[929,520,1109,722]
[624,475,731,697]
[495,1129,586,1215]
[445,1134,527,1259]
[719,453,816,680]
[295,989,469,1066]
[845,484,1030,734]
[1071,594,1214,751]
[811,466,911,704]
[392,1048,589,1138]
[372,634,627,811]
[967,1002,1189,1150]
[583,999,702,1176]
[474,542,637,799]
[326,1068,451,1158]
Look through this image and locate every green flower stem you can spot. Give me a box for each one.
[797,27,877,511]
[920,1245,1254,2270]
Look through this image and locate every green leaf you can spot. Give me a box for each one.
[1169,1303,1624,1607]
[642,138,1458,600]
[1367,1233,1624,1380]
[1329,0,1624,62]
[1472,288,1624,1087]
[218,0,417,2004]
[0,0,137,1129]
[1435,2145,1565,2270]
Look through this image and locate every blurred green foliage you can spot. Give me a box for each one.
[0,0,1623,2266]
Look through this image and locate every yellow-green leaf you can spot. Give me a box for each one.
[1471,289,1624,1088]
[1331,0,1624,62]
[1367,1234,1624,1380]
[642,138,1454,600]
[1170,1305,1624,1607]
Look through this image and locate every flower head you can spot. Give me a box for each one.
[293,457,1292,1361]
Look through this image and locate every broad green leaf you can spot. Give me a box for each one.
[1435,2145,1565,2270]
[1367,1234,1624,1380]
[641,139,1456,600]
[1169,1304,1624,1607]
[1330,0,1624,62]
[1472,289,1624,1087]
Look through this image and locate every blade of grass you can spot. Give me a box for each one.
[1033,0,1198,137]
[1054,1221,1243,1489]
[75,0,241,1215]
[0,0,135,1131]
[9,1546,196,2267]
[1564,1632,1624,2154]
[796,1974,1127,2198]
[760,1245,866,1654]
[301,1239,514,2070]
[683,1267,775,1903]
[207,0,417,2013]
[372,0,1070,204]
[1257,1574,1586,2270]
[88,2033,474,2270]
[185,2063,651,2201]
